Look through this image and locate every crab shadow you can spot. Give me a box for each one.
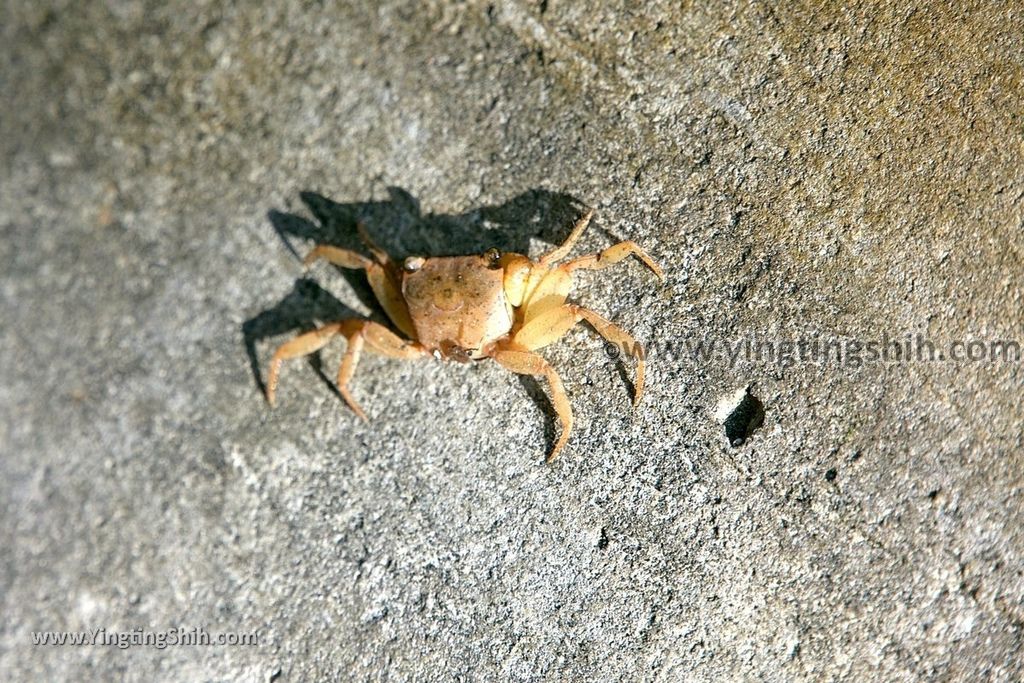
[244,186,606,451]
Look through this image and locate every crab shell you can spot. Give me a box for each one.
[400,252,532,361]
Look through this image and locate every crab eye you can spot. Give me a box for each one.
[484,248,501,267]
[403,256,425,272]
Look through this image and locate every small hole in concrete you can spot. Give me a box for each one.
[716,386,765,447]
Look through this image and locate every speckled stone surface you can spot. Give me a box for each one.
[2,2,1022,680]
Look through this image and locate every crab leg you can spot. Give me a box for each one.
[303,243,417,339]
[356,221,390,264]
[563,240,664,281]
[539,208,594,265]
[266,322,346,407]
[513,304,646,407]
[266,320,427,414]
[335,320,429,420]
[491,345,574,462]
[303,245,374,269]
[574,307,647,407]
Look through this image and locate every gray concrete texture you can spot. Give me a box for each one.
[2,1,1022,680]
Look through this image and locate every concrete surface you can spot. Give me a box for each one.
[2,1,1022,681]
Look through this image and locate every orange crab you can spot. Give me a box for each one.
[266,207,663,461]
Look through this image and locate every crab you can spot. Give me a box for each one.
[265,207,664,461]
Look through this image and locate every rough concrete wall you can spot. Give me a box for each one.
[2,1,1022,681]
